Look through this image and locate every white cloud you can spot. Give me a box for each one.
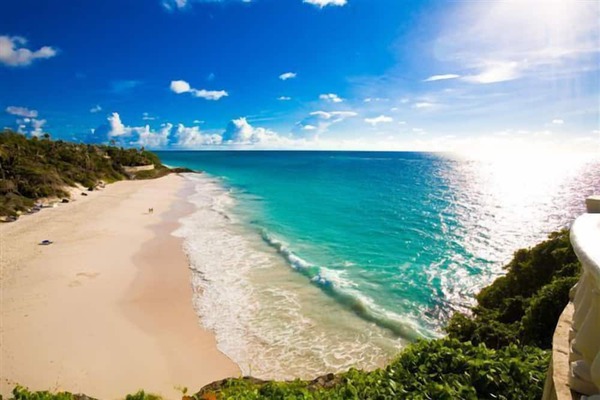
[170,80,191,94]
[364,115,393,126]
[278,96,292,101]
[363,97,388,102]
[90,105,102,113]
[295,110,357,135]
[462,61,521,84]
[94,113,173,148]
[162,0,188,10]
[142,112,156,121]
[16,117,46,137]
[170,80,228,100]
[279,72,297,80]
[424,74,460,82]
[174,124,223,148]
[0,36,57,67]
[31,119,46,137]
[303,0,347,8]
[222,117,281,144]
[133,124,171,148]
[552,119,564,125]
[5,106,38,118]
[108,113,127,137]
[319,93,343,103]
[413,102,435,109]
[192,89,228,100]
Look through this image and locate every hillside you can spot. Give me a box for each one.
[0,130,177,217]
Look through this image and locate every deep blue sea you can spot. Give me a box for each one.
[158,151,600,378]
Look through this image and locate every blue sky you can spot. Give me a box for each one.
[1,0,599,152]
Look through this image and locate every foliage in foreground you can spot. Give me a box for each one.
[195,339,548,400]
[0,130,169,216]
[7,386,162,400]
[446,230,579,349]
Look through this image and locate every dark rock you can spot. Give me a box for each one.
[169,167,198,174]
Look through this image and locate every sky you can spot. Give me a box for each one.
[1,0,599,153]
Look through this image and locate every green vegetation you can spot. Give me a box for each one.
[446,230,579,349]
[195,340,548,399]
[6,386,162,400]
[0,130,173,217]
[3,231,578,399]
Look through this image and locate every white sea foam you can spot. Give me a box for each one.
[174,173,406,379]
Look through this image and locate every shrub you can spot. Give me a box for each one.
[521,276,579,348]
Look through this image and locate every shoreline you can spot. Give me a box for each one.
[0,174,239,399]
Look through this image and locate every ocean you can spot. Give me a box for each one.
[157,151,600,379]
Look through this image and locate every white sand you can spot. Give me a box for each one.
[0,174,239,399]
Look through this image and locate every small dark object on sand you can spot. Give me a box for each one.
[81,192,88,196]
[39,240,53,245]
[61,198,69,203]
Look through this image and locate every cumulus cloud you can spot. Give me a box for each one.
[0,36,57,67]
[222,117,281,144]
[364,115,393,126]
[303,0,347,8]
[174,124,223,147]
[92,113,172,148]
[90,105,102,113]
[423,74,460,82]
[92,113,290,149]
[16,117,46,137]
[279,72,297,80]
[6,106,38,118]
[170,80,191,93]
[107,112,127,137]
[133,124,171,148]
[169,79,228,100]
[319,93,343,103]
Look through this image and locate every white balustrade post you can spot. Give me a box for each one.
[568,196,600,396]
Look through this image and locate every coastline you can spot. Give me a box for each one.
[0,174,239,399]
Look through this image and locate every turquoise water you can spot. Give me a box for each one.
[160,150,600,378]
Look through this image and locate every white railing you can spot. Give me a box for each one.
[568,196,600,398]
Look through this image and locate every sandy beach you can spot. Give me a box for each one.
[0,174,239,399]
